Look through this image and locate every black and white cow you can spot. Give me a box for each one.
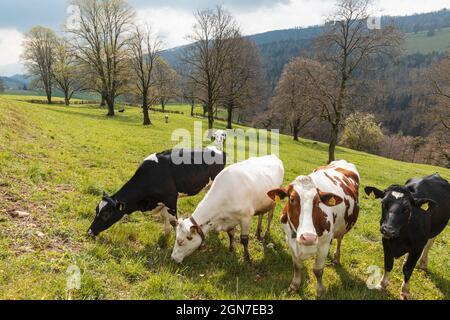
[365,174,450,300]
[88,148,226,237]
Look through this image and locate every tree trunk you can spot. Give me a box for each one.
[46,86,52,105]
[64,91,70,106]
[207,103,214,135]
[106,96,115,116]
[161,99,165,112]
[190,102,195,117]
[143,95,151,126]
[227,105,233,129]
[293,126,300,141]
[328,125,339,164]
[100,92,106,107]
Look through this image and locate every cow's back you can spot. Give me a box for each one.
[205,155,284,215]
[310,160,360,238]
[406,174,450,237]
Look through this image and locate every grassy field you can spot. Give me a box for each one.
[404,27,450,54]
[0,95,448,300]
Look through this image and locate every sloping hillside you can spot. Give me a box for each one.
[0,95,448,300]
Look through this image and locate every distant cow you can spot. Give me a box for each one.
[267,160,360,297]
[365,174,450,300]
[171,155,284,264]
[88,148,226,237]
[212,130,227,151]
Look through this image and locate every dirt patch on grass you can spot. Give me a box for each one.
[0,179,82,256]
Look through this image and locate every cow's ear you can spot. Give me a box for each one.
[190,226,199,234]
[102,191,110,200]
[116,202,125,212]
[364,187,385,199]
[414,198,437,213]
[267,188,289,203]
[318,191,343,207]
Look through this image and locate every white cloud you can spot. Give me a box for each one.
[137,8,195,49]
[0,28,24,76]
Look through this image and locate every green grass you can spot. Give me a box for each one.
[0,95,448,300]
[404,27,450,54]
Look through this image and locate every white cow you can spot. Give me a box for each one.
[267,160,360,297]
[171,155,285,263]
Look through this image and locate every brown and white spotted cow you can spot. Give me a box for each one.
[267,160,360,297]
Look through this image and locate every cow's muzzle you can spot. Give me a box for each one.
[87,229,97,239]
[298,233,318,246]
[380,225,398,239]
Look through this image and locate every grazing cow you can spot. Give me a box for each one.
[212,130,227,151]
[365,174,450,300]
[88,148,226,237]
[171,155,284,264]
[267,160,360,297]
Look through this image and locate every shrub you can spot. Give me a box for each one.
[340,112,383,154]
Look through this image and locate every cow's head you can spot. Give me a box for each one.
[171,218,203,263]
[88,192,126,237]
[268,176,342,247]
[365,185,436,239]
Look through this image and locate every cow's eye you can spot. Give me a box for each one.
[187,236,193,241]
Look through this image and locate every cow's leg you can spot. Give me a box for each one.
[313,241,330,298]
[227,229,236,253]
[333,236,343,265]
[376,239,394,290]
[400,251,421,300]
[240,217,252,263]
[288,256,304,293]
[264,208,274,240]
[256,215,263,241]
[418,238,435,271]
[160,208,173,237]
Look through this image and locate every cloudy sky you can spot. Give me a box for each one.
[0,0,449,76]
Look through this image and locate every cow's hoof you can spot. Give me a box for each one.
[417,264,428,272]
[331,259,341,266]
[375,282,388,291]
[400,291,411,300]
[288,283,299,294]
[316,288,325,298]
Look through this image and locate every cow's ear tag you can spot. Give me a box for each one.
[369,192,376,200]
[328,197,336,206]
[420,202,430,212]
[275,195,281,204]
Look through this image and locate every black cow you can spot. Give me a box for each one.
[365,174,450,300]
[88,148,226,237]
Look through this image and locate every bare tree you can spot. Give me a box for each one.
[315,0,402,163]
[52,38,85,105]
[0,79,5,93]
[22,26,58,104]
[129,25,161,125]
[67,0,135,116]
[182,6,239,133]
[426,53,450,130]
[269,58,320,141]
[180,75,197,117]
[153,58,179,112]
[219,36,264,129]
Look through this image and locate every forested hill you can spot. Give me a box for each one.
[162,8,450,87]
